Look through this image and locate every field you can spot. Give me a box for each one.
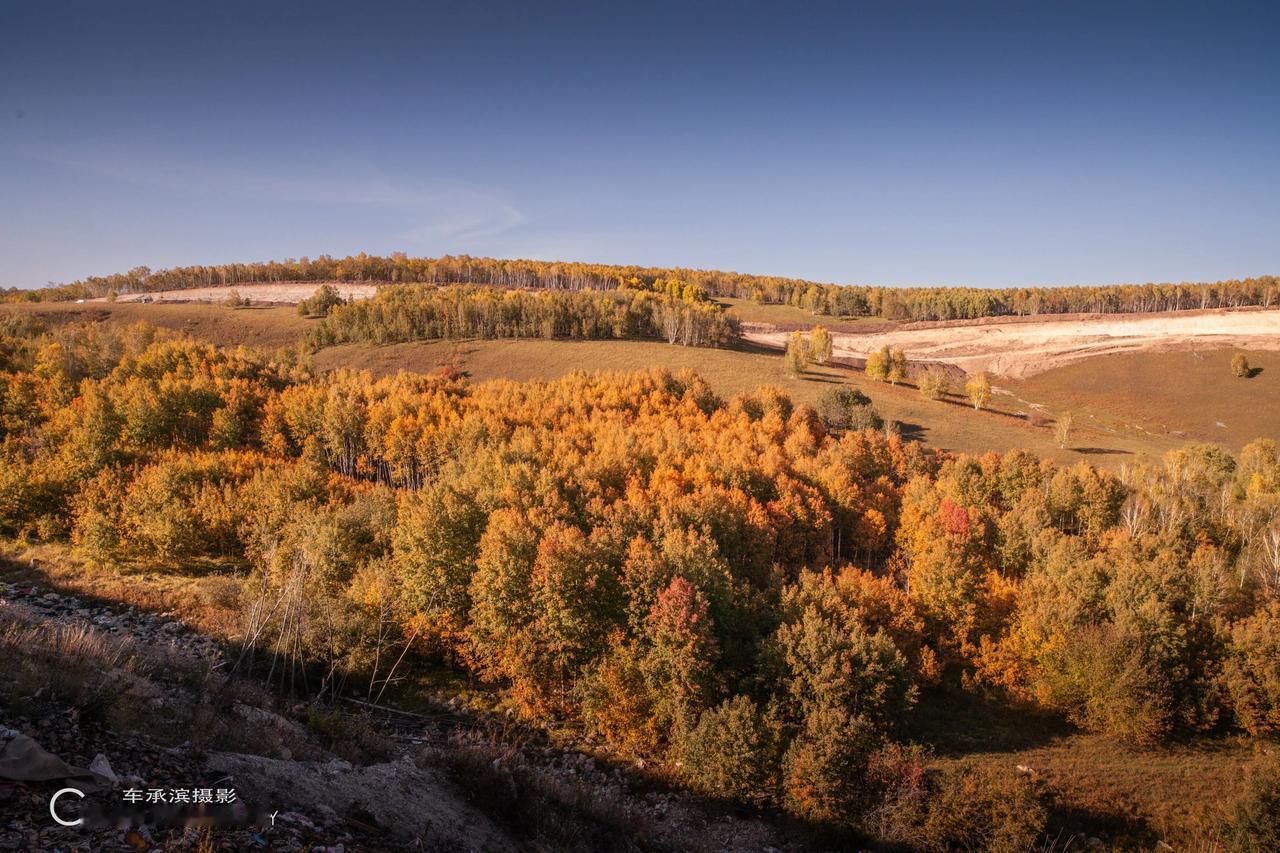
[2,301,312,350]
[1008,348,1279,450]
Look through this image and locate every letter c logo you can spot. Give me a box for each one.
[50,787,84,827]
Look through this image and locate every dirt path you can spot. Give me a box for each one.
[743,308,1280,377]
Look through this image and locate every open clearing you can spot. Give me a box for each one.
[743,307,1280,377]
[3,301,312,349]
[1006,347,1278,448]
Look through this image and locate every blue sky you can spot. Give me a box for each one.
[3,0,1279,289]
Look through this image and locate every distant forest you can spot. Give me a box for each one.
[305,283,739,349]
[7,253,1279,322]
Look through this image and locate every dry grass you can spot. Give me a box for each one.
[1007,347,1279,451]
[0,301,315,350]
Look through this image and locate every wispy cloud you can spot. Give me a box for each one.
[21,147,527,244]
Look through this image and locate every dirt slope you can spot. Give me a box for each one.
[743,308,1280,377]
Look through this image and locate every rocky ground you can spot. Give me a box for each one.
[0,581,819,853]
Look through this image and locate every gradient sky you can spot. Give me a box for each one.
[3,0,1279,289]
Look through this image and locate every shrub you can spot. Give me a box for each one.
[1036,623,1172,744]
[781,707,881,824]
[917,366,950,400]
[675,695,779,799]
[816,386,882,431]
[578,636,661,757]
[1220,758,1280,852]
[298,284,344,318]
[223,289,250,308]
[773,604,917,728]
[1223,604,1280,736]
[1232,353,1250,378]
[875,764,1047,853]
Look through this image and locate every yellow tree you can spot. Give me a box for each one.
[784,332,811,377]
[810,326,833,365]
[864,345,890,382]
[888,348,909,385]
[965,373,992,410]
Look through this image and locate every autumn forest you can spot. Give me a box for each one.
[2,308,1279,848]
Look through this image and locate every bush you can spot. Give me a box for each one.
[917,365,950,400]
[298,284,345,318]
[875,764,1047,852]
[816,386,882,431]
[223,289,250,308]
[675,695,779,799]
[1036,623,1172,744]
[1220,758,1280,852]
[1232,353,1251,378]
[1223,604,1280,736]
[781,707,881,824]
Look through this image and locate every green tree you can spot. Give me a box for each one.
[917,365,950,400]
[676,695,779,799]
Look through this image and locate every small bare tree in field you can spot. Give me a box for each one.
[1232,353,1251,378]
[1055,412,1074,449]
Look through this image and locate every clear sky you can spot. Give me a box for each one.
[3,0,1279,289]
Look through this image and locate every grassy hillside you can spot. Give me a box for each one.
[2,301,310,350]
[1008,348,1278,449]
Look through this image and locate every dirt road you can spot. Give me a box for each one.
[743,308,1280,377]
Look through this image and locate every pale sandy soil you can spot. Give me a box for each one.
[743,308,1280,377]
[94,282,381,304]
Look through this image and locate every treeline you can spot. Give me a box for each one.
[13,252,1280,322]
[304,284,739,349]
[2,314,1280,845]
